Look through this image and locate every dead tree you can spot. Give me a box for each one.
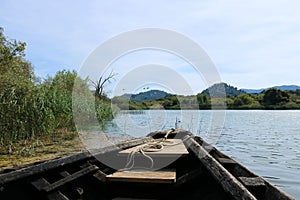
[91,71,117,99]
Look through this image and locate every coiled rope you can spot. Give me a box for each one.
[120,129,191,171]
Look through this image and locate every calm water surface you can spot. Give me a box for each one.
[105,110,300,198]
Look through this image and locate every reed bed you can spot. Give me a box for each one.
[0,70,114,156]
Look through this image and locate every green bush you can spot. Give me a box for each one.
[0,28,115,154]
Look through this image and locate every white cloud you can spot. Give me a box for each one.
[1,0,300,91]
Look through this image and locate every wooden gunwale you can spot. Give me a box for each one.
[0,129,295,200]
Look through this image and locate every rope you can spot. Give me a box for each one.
[119,129,192,171]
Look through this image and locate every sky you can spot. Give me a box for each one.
[1,0,300,95]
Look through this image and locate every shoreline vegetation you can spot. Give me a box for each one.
[112,87,300,110]
[1,28,300,169]
[0,28,114,169]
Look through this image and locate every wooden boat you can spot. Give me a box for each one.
[0,129,295,200]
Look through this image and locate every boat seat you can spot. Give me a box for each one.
[31,165,98,193]
[106,169,176,184]
[31,178,68,200]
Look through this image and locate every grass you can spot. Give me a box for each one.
[0,70,116,170]
[0,131,83,170]
[0,130,132,170]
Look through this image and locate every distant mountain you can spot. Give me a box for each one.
[119,93,132,99]
[120,90,172,102]
[242,85,300,94]
[274,85,300,91]
[115,84,300,102]
[241,88,264,94]
[201,82,246,97]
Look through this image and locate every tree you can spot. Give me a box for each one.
[196,94,211,108]
[0,27,38,142]
[233,94,254,106]
[91,71,117,99]
[0,27,33,104]
[162,95,180,109]
[46,70,78,94]
[0,27,34,82]
[262,88,289,106]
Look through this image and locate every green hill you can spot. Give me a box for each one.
[120,90,171,102]
[201,82,246,97]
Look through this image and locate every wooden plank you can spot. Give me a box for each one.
[92,137,153,155]
[31,177,50,190]
[0,152,91,184]
[47,191,69,200]
[147,129,193,139]
[238,177,265,187]
[0,137,152,185]
[59,171,71,178]
[175,168,203,186]
[93,170,107,182]
[217,157,237,165]
[118,139,189,157]
[31,178,69,200]
[183,136,257,200]
[106,170,176,183]
[40,165,98,193]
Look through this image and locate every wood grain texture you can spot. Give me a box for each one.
[184,136,257,200]
[106,169,176,183]
[238,177,265,187]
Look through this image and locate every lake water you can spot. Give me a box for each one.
[103,110,300,198]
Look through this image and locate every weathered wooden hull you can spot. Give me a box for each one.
[0,129,295,200]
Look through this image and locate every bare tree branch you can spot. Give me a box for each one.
[91,70,117,99]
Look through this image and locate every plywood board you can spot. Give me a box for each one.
[118,139,189,157]
[106,170,176,183]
